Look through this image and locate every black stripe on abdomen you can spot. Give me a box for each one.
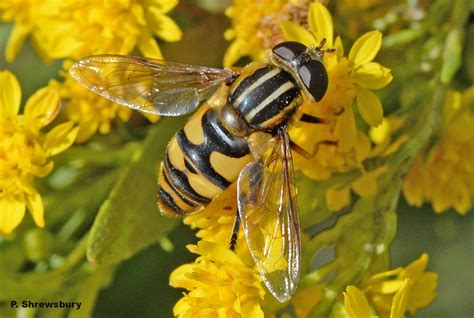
[176,109,250,189]
[161,168,200,208]
[163,154,211,205]
[158,188,187,216]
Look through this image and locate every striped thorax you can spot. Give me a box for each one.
[228,66,302,131]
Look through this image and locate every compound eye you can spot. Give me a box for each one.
[272,41,307,62]
[298,60,328,102]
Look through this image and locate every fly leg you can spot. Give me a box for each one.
[299,113,328,124]
[229,209,241,251]
[291,113,337,159]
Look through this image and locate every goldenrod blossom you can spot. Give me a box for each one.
[183,185,238,244]
[170,240,265,318]
[224,0,311,67]
[280,2,392,210]
[0,0,59,62]
[326,165,388,211]
[369,116,408,158]
[362,253,438,317]
[343,281,410,318]
[343,286,376,317]
[0,70,78,234]
[403,88,474,214]
[0,0,182,61]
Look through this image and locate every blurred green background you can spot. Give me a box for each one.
[0,1,473,317]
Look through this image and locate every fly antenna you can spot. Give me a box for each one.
[317,38,336,55]
[308,38,336,59]
[316,38,326,51]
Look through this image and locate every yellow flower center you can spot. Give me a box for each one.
[0,118,45,193]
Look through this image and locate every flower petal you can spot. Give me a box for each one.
[400,253,428,279]
[138,33,163,59]
[344,286,373,317]
[352,173,378,197]
[335,106,357,151]
[0,196,26,234]
[369,118,390,145]
[24,86,61,132]
[355,130,371,162]
[352,166,388,197]
[356,87,384,126]
[26,189,45,228]
[334,36,344,56]
[390,279,410,318]
[196,240,243,266]
[224,39,252,67]
[308,2,333,47]
[43,122,79,156]
[5,23,31,62]
[30,161,55,178]
[149,0,179,14]
[0,70,21,117]
[280,21,316,47]
[148,10,182,42]
[326,186,351,211]
[353,62,393,89]
[349,30,382,66]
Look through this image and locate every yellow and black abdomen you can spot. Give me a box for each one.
[158,105,252,216]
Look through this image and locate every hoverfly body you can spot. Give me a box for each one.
[70,40,334,303]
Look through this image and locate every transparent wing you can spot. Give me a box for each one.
[69,55,235,116]
[237,129,301,303]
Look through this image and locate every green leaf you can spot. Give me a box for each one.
[87,117,186,266]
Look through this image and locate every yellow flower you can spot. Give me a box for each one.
[1,0,182,61]
[343,282,410,318]
[281,2,392,210]
[326,165,388,212]
[343,286,376,317]
[183,184,238,244]
[170,240,265,318]
[403,88,474,214]
[283,1,392,133]
[362,253,438,317]
[224,0,310,67]
[0,0,58,62]
[369,116,408,157]
[0,70,78,234]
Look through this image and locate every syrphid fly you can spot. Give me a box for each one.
[70,40,334,302]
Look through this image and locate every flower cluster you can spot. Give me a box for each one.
[281,2,392,211]
[170,241,265,318]
[341,253,437,318]
[224,1,395,211]
[361,253,438,317]
[0,0,182,61]
[0,71,78,234]
[224,0,310,67]
[1,0,181,143]
[403,88,474,214]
